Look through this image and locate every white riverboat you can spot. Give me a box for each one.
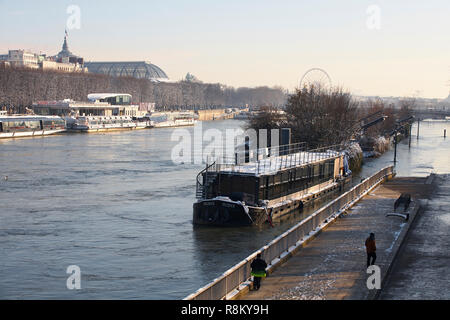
[66,116,148,132]
[132,116,155,128]
[150,112,197,128]
[0,115,66,139]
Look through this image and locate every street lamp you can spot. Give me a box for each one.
[393,131,398,165]
[392,122,412,165]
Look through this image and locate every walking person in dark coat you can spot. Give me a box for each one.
[365,233,377,267]
[251,253,267,291]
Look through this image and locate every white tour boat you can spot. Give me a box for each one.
[66,116,147,132]
[0,115,66,139]
[150,112,197,128]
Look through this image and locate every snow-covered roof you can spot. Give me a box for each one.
[0,115,64,121]
[218,151,341,176]
[87,93,132,101]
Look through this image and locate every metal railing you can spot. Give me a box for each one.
[185,165,395,300]
[196,161,217,199]
[212,144,346,176]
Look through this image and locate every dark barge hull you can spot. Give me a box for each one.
[193,199,254,227]
[193,176,351,227]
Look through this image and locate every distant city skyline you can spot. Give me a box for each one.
[1,0,449,99]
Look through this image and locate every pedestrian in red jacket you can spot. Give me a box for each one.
[365,233,377,267]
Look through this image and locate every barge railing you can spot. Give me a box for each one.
[196,161,217,199]
[185,165,395,300]
[215,143,347,176]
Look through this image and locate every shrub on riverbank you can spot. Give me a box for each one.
[345,142,364,173]
[374,136,390,154]
[359,135,391,158]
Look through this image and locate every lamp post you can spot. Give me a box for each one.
[409,123,412,148]
[393,122,412,165]
[393,132,398,165]
[417,118,420,140]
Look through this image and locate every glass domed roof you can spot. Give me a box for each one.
[85,61,169,81]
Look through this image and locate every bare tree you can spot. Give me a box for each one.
[0,67,288,112]
[284,85,359,148]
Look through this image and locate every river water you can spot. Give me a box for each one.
[0,119,449,299]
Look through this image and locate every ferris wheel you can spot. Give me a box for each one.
[299,68,332,90]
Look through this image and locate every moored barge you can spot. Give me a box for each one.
[150,112,197,128]
[193,143,352,226]
[0,115,66,139]
[66,116,148,132]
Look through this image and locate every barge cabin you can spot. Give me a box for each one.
[193,143,351,226]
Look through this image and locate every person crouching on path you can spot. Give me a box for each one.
[365,233,377,268]
[251,253,267,291]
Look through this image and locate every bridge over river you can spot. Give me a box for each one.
[412,108,450,120]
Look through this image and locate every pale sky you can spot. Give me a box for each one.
[1,0,449,98]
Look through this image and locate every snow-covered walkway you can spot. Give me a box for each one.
[240,176,432,300]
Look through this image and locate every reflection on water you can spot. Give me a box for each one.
[0,119,448,299]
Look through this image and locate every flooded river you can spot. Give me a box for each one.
[0,119,448,299]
